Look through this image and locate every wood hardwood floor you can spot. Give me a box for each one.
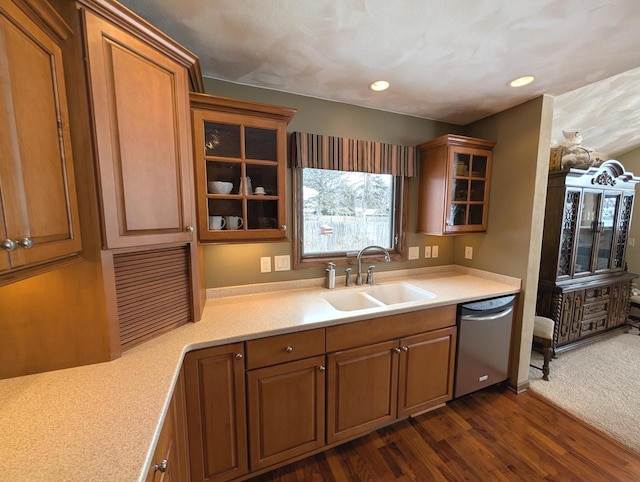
[247,385,640,481]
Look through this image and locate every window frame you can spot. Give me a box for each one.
[292,167,408,269]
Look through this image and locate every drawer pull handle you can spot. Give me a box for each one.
[285,346,293,353]
[154,459,168,473]
[235,353,243,359]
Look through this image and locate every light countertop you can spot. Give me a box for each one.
[0,265,520,481]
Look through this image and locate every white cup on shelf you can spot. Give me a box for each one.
[225,215,244,230]
[209,216,226,230]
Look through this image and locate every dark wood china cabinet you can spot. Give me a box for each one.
[537,161,638,353]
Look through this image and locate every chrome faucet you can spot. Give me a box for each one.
[356,245,391,285]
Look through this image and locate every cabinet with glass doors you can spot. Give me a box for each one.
[537,161,638,353]
[190,93,296,242]
[417,134,496,235]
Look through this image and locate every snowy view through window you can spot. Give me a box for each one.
[302,168,395,255]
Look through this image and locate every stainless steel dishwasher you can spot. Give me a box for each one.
[454,295,515,398]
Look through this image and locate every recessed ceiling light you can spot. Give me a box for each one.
[369,80,390,92]
[509,75,535,87]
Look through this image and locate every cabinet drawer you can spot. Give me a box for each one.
[585,286,610,301]
[245,329,325,369]
[579,315,608,337]
[326,305,456,352]
[582,299,609,318]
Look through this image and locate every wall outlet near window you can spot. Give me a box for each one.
[465,246,473,259]
[432,245,439,258]
[274,255,291,271]
[424,246,432,258]
[408,246,419,260]
[260,256,272,273]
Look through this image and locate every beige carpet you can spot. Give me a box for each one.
[528,328,640,454]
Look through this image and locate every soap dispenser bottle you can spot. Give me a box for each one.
[326,262,336,289]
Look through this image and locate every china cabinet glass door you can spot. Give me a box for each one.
[575,191,599,275]
[595,193,620,271]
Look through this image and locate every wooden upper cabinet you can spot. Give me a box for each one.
[81,9,195,249]
[190,93,296,242]
[417,134,495,235]
[0,0,81,280]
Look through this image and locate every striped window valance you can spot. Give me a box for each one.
[291,132,417,177]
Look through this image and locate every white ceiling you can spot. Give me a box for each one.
[119,0,640,158]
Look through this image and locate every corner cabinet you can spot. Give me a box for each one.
[81,8,196,249]
[417,134,495,235]
[537,161,638,353]
[0,0,82,283]
[190,93,296,242]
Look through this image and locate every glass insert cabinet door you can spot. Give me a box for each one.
[447,149,489,229]
[574,190,622,275]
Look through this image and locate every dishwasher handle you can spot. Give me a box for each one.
[460,307,513,322]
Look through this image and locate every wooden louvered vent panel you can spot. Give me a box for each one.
[114,245,192,351]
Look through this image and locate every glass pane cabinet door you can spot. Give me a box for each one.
[595,193,619,270]
[557,190,580,277]
[613,194,634,269]
[575,192,600,274]
[447,150,489,228]
[191,94,294,242]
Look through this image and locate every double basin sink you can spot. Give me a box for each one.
[320,282,436,312]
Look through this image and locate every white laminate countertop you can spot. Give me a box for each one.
[0,265,520,482]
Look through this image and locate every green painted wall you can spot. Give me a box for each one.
[202,78,463,288]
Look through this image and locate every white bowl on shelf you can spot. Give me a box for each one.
[208,181,233,194]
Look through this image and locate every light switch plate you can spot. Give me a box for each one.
[432,245,439,258]
[424,246,432,258]
[465,246,473,259]
[260,257,271,273]
[408,246,419,260]
[274,255,291,271]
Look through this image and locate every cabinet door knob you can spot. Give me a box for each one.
[393,347,401,354]
[281,224,287,231]
[235,353,243,359]
[401,346,409,352]
[285,346,293,353]
[318,365,326,371]
[18,237,33,249]
[1,239,17,252]
[185,225,194,232]
[153,459,168,473]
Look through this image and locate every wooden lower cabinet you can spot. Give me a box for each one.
[327,340,399,444]
[247,355,326,470]
[183,343,248,482]
[146,368,190,482]
[182,306,458,481]
[397,327,457,418]
[326,327,456,444]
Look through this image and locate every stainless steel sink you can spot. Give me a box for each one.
[321,282,436,312]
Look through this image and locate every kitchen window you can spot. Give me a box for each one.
[290,132,415,269]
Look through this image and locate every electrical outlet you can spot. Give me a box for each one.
[432,245,439,258]
[274,255,291,271]
[408,246,419,260]
[465,246,473,259]
[630,237,636,247]
[260,256,271,273]
[424,246,432,258]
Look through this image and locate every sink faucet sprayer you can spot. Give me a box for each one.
[356,246,391,285]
